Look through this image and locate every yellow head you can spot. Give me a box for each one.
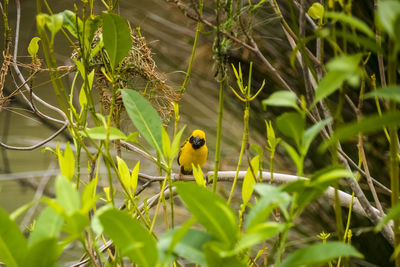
[189,129,206,149]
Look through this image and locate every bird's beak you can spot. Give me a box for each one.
[193,136,201,146]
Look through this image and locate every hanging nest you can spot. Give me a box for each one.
[74,27,178,122]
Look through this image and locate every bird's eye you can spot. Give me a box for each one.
[189,136,194,143]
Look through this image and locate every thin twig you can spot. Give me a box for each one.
[12,0,67,125]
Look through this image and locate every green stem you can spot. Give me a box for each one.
[276,222,290,264]
[238,205,245,232]
[388,38,400,266]
[213,78,225,192]
[150,173,169,232]
[80,2,98,124]
[227,107,249,204]
[167,168,174,228]
[269,149,275,183]
[104,157,115,205]
[389,123,399,263]
[212,0,225,193]
[179,0,203,94]
[334,183,344,241]
[337,156,361,266]
[75,142,81,189]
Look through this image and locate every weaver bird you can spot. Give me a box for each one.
[177,129,208,175]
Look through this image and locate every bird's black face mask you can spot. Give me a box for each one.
[190,136,205,149]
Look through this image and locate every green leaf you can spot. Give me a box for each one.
[281,142,302,171]
[28,37,41,57]
[23,238,60,267]
[250,143,263,157]
[98,209,158,267]
[175,182,238,245]
[55,174,80,216]
[377,0,400,38]
[281,242,363,267]
[10,201,35,221]
[81,177,99,213]
[126,132,139,143]
[82,126,127,140]
[167,217,196,253]
[313,71,349,105]
[158,227,213,265]
[266,120,281,149]
[322,112,400,149]
[325,12,374,38]
[162,126,171,159]
[192,164,206,187]
[171,126,186,161]
[313,54,362,105]
[308,3,324,20]
[245,184,291,230]
[376,203,400,231]
[121,89,163,157]
[42,198,66,218]
[117,156,131,194]
[242,155,259,205]
[326,53,363,73]
[84,16,100,48]
[334,30,381,53]
[73,58,85,78]
[0,207,28,267]
[130,161,140,194]
[91,204,113,236]
[102,12,132,69]
[63,212,89,236]
[62,142,75,180]
[309,166,353,187]
[365,86,400,103]
[61,10,82,38]
[262,91,299,111]
[235,222,284,252]
[157,218,196,264]
[281,179,315,211]
[79,69,95,109]
[36,13,48,32]
[28,207,63,247]
[276,112,305,149]
[204,242,247,267]
[89,39,104,60]
[172,229,212,265]
[45,13,64,37]
[301,118,332,155]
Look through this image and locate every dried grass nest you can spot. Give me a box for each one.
[74,27,179,122]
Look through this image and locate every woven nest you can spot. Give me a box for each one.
[74,27,178,122]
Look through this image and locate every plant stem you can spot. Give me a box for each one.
[388,37,400,266]
[212,0,226,193]
[167,168,174,228]
[269,149,275,183]
[389,123,399,265]
[179,0,203,94]
[276,222,290,264]
[150,174,169,233]
[227,107,249,204]
[213,79,225,192]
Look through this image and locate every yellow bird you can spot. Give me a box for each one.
[177,129,208,175]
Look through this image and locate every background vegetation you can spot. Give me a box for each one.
[0,0,400,266]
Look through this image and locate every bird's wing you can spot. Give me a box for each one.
[177,139,188,166]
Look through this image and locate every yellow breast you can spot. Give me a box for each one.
[179,141,208,172]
